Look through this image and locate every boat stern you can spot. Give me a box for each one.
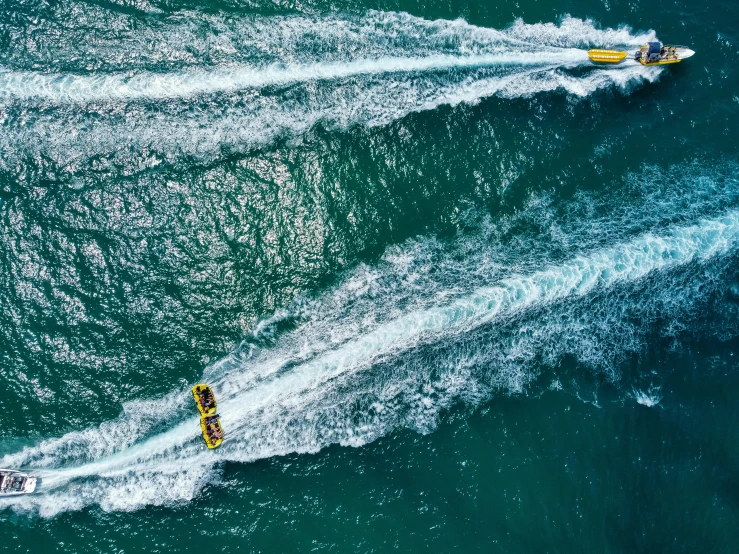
[24,477,37,494]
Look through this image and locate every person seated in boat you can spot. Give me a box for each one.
[199,389,214,409]
[208,423,223,440]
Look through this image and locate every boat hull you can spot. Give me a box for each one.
[0,470,37,496]
[639,46,695,65]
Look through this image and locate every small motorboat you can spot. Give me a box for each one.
[0,469,37,496]
[588,42,694,65]
[634,42,695,65]
[192,383,217,417]
[200,414,224,449]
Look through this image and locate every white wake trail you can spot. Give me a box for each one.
[0,51,588,103]
[211,209,739,430]
[0,15,662,170]
[2,207,738,516]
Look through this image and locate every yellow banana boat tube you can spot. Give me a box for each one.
[588,49,628,63]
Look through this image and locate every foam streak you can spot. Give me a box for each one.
[215,211,739,421]
[1,209,738,516]
[0,51,590,103]
[0,15,660,169]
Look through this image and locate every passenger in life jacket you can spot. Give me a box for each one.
[200,388,214,410]
[204,415,222,439]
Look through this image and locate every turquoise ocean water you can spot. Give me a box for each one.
[1,0,739,550]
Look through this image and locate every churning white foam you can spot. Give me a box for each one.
[0,13,661,171]
[0,11,653,106]
[2,192,738,516]
[634,387,663,407]
[0,52,590,103]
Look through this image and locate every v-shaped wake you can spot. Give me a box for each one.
[2,200,738,517]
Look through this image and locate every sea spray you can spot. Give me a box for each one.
[3,184,738,516]
[1,11,656,73]
[0,52,590,103]
[0,14,661,173]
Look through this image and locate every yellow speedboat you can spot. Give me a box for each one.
[192,383,217,416]
[635,42,695,65]
[192,383,224,449]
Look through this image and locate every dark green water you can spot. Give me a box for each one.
[2,0,739,550]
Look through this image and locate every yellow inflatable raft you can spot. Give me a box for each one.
[192,383,217,416]
[200,414,224,449]
[192,383,223,449]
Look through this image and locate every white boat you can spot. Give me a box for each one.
[0,469,37,496]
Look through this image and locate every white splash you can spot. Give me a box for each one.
[0,13,662,170]
[0,51,590,103]
[634,386,663,407]
[1,207,737,517]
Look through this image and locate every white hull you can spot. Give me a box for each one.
[0,469,37,496]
